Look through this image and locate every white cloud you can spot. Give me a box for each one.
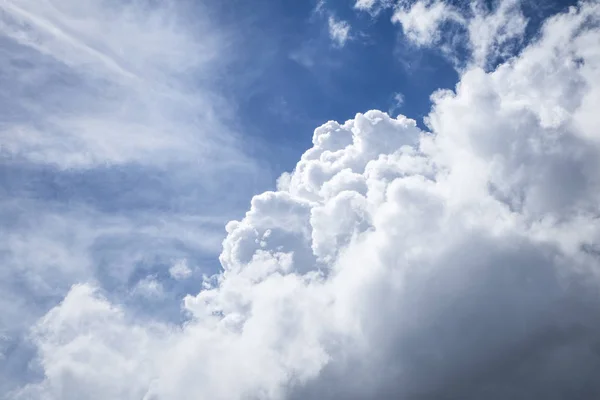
[8,2,600,400]
[354,0,394,14]
[132,276,165,299]
[388,92,405,115]
[392,0,465,47]
[328,16,351,47]
[467,0,528,67]
[12,285,167,400]
[354,0,377,10]
[313,1,351,48]
[0,196,229,394]
[169,259,193,280]
[0,1,265,392]
[393,92,404,107]
[315,0,326,15]
[0,0,251,170]
[391,0,528,69]
[0,199,225,324]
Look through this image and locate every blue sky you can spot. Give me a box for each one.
[213,0,575,169]
[2,0,599,399]
[218,0,460,166]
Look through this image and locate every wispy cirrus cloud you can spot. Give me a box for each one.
[0,0,248,169]
[314,1,352,48]
[0,0,265,393]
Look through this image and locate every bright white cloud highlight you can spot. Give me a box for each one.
[392,0,465,46]
[391,0,528,69]
[8,2,600,400]
[354,0,378,9]
[328,16,351,47]
[354,0,394,14]
[468,0,528,67]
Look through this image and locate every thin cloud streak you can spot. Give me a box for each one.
[0,0,251,170]
[0,1,266,393]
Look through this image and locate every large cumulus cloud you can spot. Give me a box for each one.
[9,2,600,400]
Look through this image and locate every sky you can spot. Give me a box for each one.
[2,0,600,399]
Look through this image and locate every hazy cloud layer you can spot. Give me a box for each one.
[0,0,247,168]
[0,1,265,394]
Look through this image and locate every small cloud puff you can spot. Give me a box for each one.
[389,92,405,115]
[169,259,193,280]
[131,276,165,299]
[328,16,351,47]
